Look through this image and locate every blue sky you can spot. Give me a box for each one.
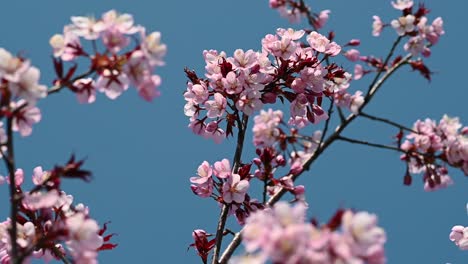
[0,0,467,263]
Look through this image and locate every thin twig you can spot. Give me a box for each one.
[337,136,403,153]
[318,100,334,150]
[360,112,418,134]
[365,36,402,97]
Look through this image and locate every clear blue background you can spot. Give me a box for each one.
[0,0,466,263]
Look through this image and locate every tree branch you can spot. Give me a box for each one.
[212,114,249,264]
[359,112,418,134]
[4,116,19,264]
[337,135,403,153]
[218,40,412,263]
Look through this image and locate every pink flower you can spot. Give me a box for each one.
[354,64,364,80]
[50,29,82,61]
[0,48,30,82]
[32,166,50,185]
[391,0,414,10]
[8,66,47,104]
[11,100,41,137]
[307,31,330,53]
[450,225,468,250]
[73,78,96,104]
[350,90,364,114]
[236,90,262,116]
[222,71,244,95]
[66,213,103,263]
[423,172,453,192]
[262,33,298,60]
[344,49,360,62]
[102,28,130,53]
[314,10,331,29]
[277,6,302,24]
[22,189,60,210]
[190,161,214,198]
[253,109,283,147]
[391,15,415,36]
[342,210,386,258]
[95,69,130,99]
[213,159,231,179]
[141,30,167,67]
[404,36,425,56]
[222,174,249,203]
[228,49,258,69]
[184,82,209,104]
[276,28,305,41]
[204,121,225,144]
[428,17,445,45]
[205,93,227,118]
[69,16,105,40]
[136,75,161,102]
[372,16,384,37]
[101,10,139,35]
[5,168,25,187]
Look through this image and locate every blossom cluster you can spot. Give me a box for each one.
[387,0,444,58]
[449,204,468,250]
[235,202,386,264]
[268,0,330,27]
[252,108,322,186]
[0,158,116,263]
[0,48,46,137]
[399,115,468,191]
[50,10,166,103]
[190,159,260,224]
[344,1,445,83]
[184,28,348,142]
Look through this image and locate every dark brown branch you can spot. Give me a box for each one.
[212,114,249,264]
[4,116,19,264]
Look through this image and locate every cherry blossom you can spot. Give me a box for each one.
[372,16,384,37]
[391,15,415,36]
[190,161,214,198]
[50,10,166,103]
[400,115,468,190]
[11,100,41,137]
[222,174,249,204]
[391,0,414,10]
[240,202,386,263]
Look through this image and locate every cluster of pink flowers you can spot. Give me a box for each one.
[236,202,386,264]
[190,115,323,226]
[50,10,166,103]
[399,115,468,191]
[253,108,284,147]
[0,48,46,137]
[0,158,116,263]
[251,108,323,200]
[184,28,348,142]
[449,203,468,251]
[268,0,330,27]
[373,0,444,58]
[190,159,249,203]
[333,89,364,114]
[345,1,445,84]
